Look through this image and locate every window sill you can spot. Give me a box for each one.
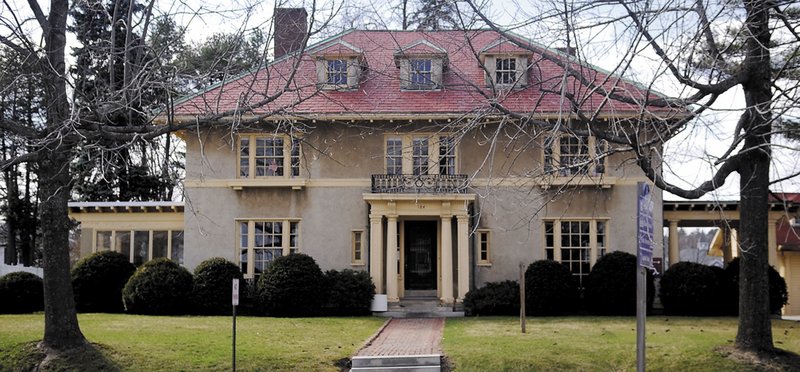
[350,262,366,266]
[477,262,492,267]
[228,178,308,190]
[319,83,357,91]
[537,176,617,189]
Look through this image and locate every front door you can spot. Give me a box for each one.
[404,220,437,290]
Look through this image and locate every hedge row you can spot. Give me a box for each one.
[464,253,788,317]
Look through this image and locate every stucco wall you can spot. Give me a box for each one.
[182,121,663,288]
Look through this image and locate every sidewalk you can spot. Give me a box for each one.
[357,318,445,357]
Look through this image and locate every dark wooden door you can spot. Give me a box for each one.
[404,220,437,290]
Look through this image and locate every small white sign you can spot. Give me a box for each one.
[232,279,240,306]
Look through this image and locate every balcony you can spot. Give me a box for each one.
[371,174,469,194]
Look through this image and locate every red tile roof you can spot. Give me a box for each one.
[174,30,683,119]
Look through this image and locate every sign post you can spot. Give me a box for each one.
[232,278,239,372]
[636,182,654,372]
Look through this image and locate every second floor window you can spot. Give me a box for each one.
[385,135,457,175]
[544,135,607,176]
[327,60,348,85]
[239,135,301,178]
[495,58,517,85]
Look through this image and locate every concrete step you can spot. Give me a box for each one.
[375,310,464,318]
[351,354,440,368]
[350,354,441,372]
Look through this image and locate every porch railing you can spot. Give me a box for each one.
[371,174,469,194]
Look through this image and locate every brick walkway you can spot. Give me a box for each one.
[356,318,445,356]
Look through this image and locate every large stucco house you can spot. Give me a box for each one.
[66,8,799,314]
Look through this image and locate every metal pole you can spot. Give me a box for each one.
[232,303,236,372]
[520,263,526,334]
[636,266,646,372]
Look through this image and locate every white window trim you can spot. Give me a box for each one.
[238,134,301,179]
[351,230,365,266]
[476,229,492,266]
[236,218,301,279]
[543,219,609,284]
[383,133,459,175]
[316,57,361,90]
[484,54,528,89]
[93,229,184,264]
[544,135,607,176]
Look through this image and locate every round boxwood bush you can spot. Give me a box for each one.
[323,269,375,316]
[0,271,43,314]
[71,251,136,313]
[122,258,193,315]
[660,262,721,315]
[257,253,325,317]
[192,257,244,315]
[464,280,520,316]
[585,251,655,315]
[525,260,579,316]
[722,257,789,315]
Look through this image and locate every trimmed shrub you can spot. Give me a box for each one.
[324,269,375,316]
[722,258,789,315]
[585,251,655,315]
[525,260,579,316]
[257,253,325,317]
[0,272,43,314]
[122,258,193,315]
[192,257,244,315]
[660,262,721,315]
[464,280,520,316]
[71,251,136,313]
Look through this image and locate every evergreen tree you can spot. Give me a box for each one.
[409,0,459,30]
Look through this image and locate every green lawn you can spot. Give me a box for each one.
[0,314,386,371]
[442,316,800,371]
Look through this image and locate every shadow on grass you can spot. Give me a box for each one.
[1,341,119,371]
[717,346,800,372]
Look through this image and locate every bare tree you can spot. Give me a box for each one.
[0,0,331,360]
[461,0,800,354]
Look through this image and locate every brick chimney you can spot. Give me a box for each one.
[274,8,308,59]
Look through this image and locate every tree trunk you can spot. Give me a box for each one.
[735,0,773,353]
[38,0,86,351]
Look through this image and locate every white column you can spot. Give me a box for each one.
[440,215,454,304]
[668,221,679,267]
[386,216,399,302]
[456,215,470,302]
[369,215,384,294]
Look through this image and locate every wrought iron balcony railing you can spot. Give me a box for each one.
[371,174,469,194]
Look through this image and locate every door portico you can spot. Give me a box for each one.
[364,194,474,304]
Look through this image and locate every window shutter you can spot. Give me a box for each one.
[516,56,528,87]
[315,59,327,86]
[347,58,360,88]
[484,55,495,86]
[399,59,410,89]
[432,58,443,88]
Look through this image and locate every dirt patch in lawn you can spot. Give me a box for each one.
[716,346,800,371]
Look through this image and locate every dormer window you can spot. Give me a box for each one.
[326,60,348,85]
[312,40,365,90]
[410,59,433,86]
[495,58,517,85]
[394,40,448,91]
[480,39,531,89]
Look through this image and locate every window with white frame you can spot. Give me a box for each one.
[351,230,365,265]
[384,135,457,175]
[95,229,184,265]
[544,220,608,286]
[495,58,517,85]
[239,134,301,178]
[238,219,299,278]
[327,59,348,85]
[409,59,433,86]
[543,135,607,176]
[477,230,491,265]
